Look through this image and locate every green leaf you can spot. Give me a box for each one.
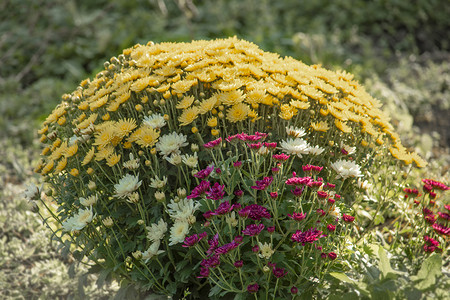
[410,253,442,291]
[330,272,355,284]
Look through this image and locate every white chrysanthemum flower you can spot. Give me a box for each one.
[165,153,182,165]
[142,241,164,262]
[258,242,275,259]
[23,183,41,201]
[309,145,325,155]
[169,221,190,246]
[280,138,310,157]
[330,159,363,179]
[79,194,98,207]
[156,132,188,157]
[167,198,201,223]
[286,126,306,138]
[258,146,269,155]
[329,206,341,218]
[146,219,168,242]
[68,135,79,145]
[357,178,373,191]
[143,113,166,129]
[181,152,198,168]
[150,175,168,189]
[340,141,356,155]
[226,211,238,227]
[62,208,94,231]
[123,153,140,170]
[114,174,142,198]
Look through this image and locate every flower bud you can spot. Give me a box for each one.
[155,191,166,202]
[88,181,96,191]
[102,217,114,228]
[132,251,142,260]
[177,188,186,198]
[137,219,145,226]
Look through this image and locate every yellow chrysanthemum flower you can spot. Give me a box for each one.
[279,104,297,121]
[226,103,250,123]
[82,147,96,166]
[311,121,330,132]
[290,100,310,110]
[41,160,54,175]
[95,145,115,161]
[335,119,352,133]
[178,107,200,126]
[64,143,78,157]
[198,95,218,114]
[94,123,118,149]
[54,157,67,173]
[69,168,79,176]
[106,153,121,167]
[207,117,218,127]
[77,113,98,130]
[115,118,137,138]
[128,126,160,148]
[218,90,245,106]
[176,95,195,109]
[171,79,198,94]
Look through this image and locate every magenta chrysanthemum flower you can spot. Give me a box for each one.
[233,161,242,168]
[327,224,336,232]
[325,183,336,190]
[203,137,222,149]
[213,201,232,215]
[342,214,355,223]
[264,142,277,149]
[215,241,239,254]
[187,180,210,199]
[432,223,450,236]
[242,224,265,236]
[206,182,225,200]
[197,267,210,278]
[248,142,262,149]
[291,286,298,294]
[302,164,323,173]
[285,176,312,186]
[247,283,259,293]
[328,252,337,260]
[234,260,243,268]
[207,234,219,255]
[272,267,288,278]
[251,176,273,190]
[240,204,271,221]
[182,232,207,247]
[203,210,213,219]
[423,235,439,246]
[424,214,437,224]
[273,153,290,161]
[404,188,420,197]
[234,189,243,197]
[422,179,449,190]
[194,165,214,179]
[291,228,324,245]
[291,186,304,197]
[317,191,328,198]
[201,254,220,268]
[438,212,450,220]
[287,212,306,221]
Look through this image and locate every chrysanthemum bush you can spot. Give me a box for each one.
[33,37,441,298]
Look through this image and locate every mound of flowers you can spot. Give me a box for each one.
[34,37,432,298]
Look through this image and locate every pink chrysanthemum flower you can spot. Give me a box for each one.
[194,165,214,179]
[287,212,306,221]
[187,180,210,199]
[251,177,273,190]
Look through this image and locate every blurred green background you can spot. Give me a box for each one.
[1,0,449,298]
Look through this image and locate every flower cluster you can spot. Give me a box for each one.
[34,38,428,299]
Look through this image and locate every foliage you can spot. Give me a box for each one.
[0,139,118,299]
[31,38,447,299]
